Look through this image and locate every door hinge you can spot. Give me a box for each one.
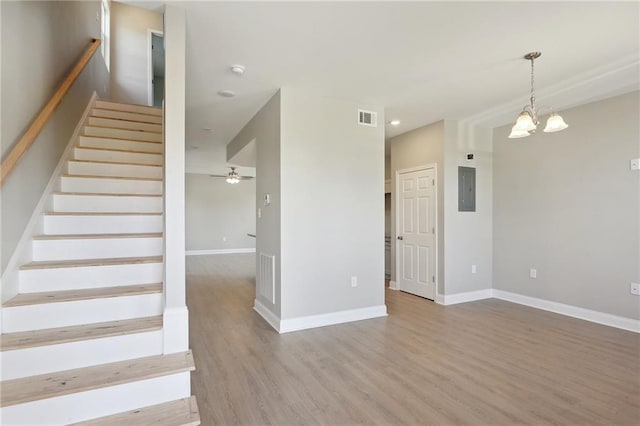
[432,226,435,234]
[432,275,435,283]
[432,179,435,185]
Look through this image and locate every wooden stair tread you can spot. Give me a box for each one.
[91,109,163,124]
[68,159,163,167]
[4,283,163,307]
[54,191,162,197]
[95,100,163,116]
[62,174,162,181]
[1,316,162,351]
[80,135,163,145]
[0,350,194,407]
[44,212,163,216]
[76,145,164,154]
[72,396,200,426]
[21,256,163,270]
[33,232,163,240]
[84,124,162,135]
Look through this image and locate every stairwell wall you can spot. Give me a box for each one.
[0,1,110,274]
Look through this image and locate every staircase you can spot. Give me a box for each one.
[0,99,200,425]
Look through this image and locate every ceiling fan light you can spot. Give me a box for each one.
[543,113,568,133]
[514,112,537,132]
[508,125,531,139]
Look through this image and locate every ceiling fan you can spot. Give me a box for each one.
[210,167,254,184]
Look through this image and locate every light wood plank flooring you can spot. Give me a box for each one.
[187,254,640,425]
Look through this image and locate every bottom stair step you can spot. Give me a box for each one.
[73,396,200,426]
[0,350,195,408]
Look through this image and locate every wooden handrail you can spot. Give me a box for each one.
[0,38,101,187]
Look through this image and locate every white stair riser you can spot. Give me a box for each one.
[1,330,163,380]
[53,194,163,213]
[79,136,163,154]
[20,262,163,292]
[2,294,163,332]
[44,215,163,235]
[74,148,163,166]
[84,126,162,143]
[60,176,162,195]
[67,161,163,179]
[91,108,162,124]
[94,100,163,117]
[32,237,163,261]
[88,117,162,133]
[0,373,190,425]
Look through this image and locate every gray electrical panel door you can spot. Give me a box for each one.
[458,166,476,212]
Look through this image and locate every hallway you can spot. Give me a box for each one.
[187,254,639,425]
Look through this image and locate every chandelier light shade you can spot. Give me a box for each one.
[508,52,568,139]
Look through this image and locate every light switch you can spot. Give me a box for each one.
[630,158,640,171]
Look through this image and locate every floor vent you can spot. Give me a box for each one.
[258,253,275,303]
[358,109,377,127]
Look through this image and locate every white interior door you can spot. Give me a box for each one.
[397,167,436,300]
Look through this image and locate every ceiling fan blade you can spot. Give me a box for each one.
[237,176,255,180]
[209,174,228,178]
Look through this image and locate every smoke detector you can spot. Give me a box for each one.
[218,90,236,98]
[230,64,245,76]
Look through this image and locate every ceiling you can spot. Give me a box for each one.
[127,1,639,174]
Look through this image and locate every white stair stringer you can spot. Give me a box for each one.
[0,98,198,424]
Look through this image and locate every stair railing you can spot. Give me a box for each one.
[0,38,101,187]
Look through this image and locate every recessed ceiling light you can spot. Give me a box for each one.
[230,64,245,76]
[389,120,400,126]
[201,128,213,132]
[218,90,236,98]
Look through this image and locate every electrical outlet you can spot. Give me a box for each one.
[257,208,262,219]
[630,158,640,171]
[529,268,537,279]
[631,283,640,296]
[471,264,477,274]
[222,236,227,242]
[351,276,358,288]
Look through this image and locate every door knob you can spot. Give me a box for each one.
[397,236,403,240]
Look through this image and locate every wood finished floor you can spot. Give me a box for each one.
[187,254,640,425]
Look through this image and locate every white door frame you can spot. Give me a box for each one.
[147,29,164,106]
[394,164,438,297]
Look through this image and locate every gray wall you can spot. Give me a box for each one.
[493,91,640,319]
[280,88,385,319]
[1,1,110,272]
[185,173,256,251]
[229,91,282,317]
[389,121,445,293]
[443,121,493,295]
[110,1,162,105]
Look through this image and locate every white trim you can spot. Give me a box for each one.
[439,289,493,306]
[147,29,164,106]
[394,163,438,298]
[162,306,189,353]
[279,305,388,333]
[0,92,98,303]
[253,298,281,332]
[492,289,640,334]
[185,248,256,256]
[388,280,399,290]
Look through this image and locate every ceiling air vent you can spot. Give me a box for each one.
[358,109,377,127]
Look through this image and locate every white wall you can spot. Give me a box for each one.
[1,0,110,272]
[443,121,493,295]
[389,122,445,292]
[185,173,256,252]
[110,1,162,105]
[493,91,639,320]
[279,88,385,319]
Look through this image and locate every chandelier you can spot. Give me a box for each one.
[509,52,568,139]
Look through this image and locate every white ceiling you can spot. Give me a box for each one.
[131,1,639,173]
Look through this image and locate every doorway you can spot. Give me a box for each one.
[148,30,164,107]
[395,165,437,300]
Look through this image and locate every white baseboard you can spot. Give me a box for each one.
[186,248,256,256]
[438,289,493,306]
[388,280,399,290]
[163,306,189,353]
[253,298,281,332]
[1,92,98,303]
[254,300,388,334]
[492,289,640,333]
[280,305,388,333]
